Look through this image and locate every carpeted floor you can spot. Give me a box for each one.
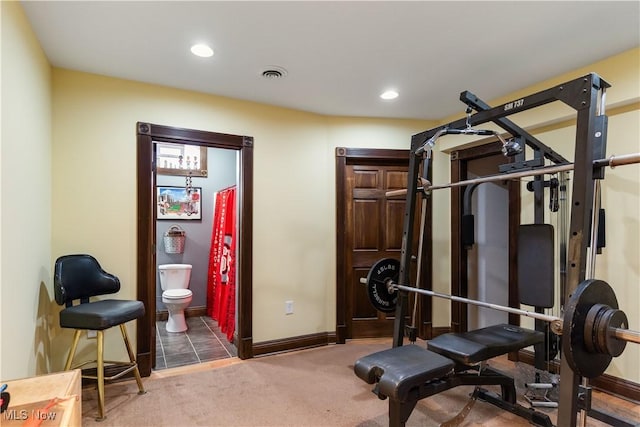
[81,340,639,426]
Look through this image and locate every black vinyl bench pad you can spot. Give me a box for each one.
[354,345,454,402]
[427,324,544,365]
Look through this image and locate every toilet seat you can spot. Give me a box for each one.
[163,289,192,299]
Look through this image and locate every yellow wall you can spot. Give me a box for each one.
[49,70,433,369]
[0,1,53,380]
[2,0,638,386]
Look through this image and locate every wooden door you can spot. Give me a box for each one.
[335,148,423,341]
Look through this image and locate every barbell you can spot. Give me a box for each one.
[360,258,640,378]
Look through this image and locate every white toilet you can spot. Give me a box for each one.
[159,264,193,333]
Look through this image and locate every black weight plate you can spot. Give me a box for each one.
[583,304,608,353]
[366,258,400,313]
[563,279,618,379]
[603,309,628,357]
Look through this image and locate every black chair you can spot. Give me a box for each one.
[54,254,146,420]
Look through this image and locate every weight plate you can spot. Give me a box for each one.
[365,258,400,313]
[563,279,618,379]
[583,304,608,353]
[603,309,628,357]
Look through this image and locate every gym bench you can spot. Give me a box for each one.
[354,324,553,427]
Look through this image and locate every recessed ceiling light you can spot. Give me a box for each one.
[380,90,399,100]
[191,44,214,58]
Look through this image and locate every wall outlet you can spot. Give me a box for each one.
[285,300,294,315]
[87,330,97,339]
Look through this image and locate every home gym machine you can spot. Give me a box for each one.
[354,73,640,427]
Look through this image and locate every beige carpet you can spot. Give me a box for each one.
[81,340,638,427]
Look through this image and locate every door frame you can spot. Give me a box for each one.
[136,122,254,376]
[449,141,521,333]
[335,147,432,343]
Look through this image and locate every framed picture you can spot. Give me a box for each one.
[157,186,202,220]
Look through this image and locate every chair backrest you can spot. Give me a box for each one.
[54,254,120,307]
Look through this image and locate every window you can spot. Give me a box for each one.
[156,142,207,177]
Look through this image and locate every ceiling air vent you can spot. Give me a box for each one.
[261,66,288,79]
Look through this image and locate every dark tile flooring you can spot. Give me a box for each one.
[155,316,237,370]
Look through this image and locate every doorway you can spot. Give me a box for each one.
[136,122,254,376]
[465,165,510,330]
[154,144,238,370]
[335,147,431,342]
[450,141,521,333]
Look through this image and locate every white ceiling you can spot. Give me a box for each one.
[20,1,640,120]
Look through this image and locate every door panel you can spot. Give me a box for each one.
[353,199,379,249]
[386,170,407,189]
[385,200,406,249]
[352,267,377,319]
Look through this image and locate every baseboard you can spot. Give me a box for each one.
[252,332,337,357]
[517,349,640,402]
[155,306,207,321]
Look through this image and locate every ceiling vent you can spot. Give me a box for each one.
[261,66,288,79]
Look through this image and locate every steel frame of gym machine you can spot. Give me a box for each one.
[393,73,617,426]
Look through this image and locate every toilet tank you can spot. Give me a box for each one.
[158,264,192,291]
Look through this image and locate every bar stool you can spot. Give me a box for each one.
[54,254,146,420]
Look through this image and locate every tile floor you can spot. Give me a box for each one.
[155,316,237,370]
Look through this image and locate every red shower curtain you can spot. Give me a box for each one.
[206,186,237,341]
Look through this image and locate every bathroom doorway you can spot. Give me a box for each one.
[136,122,254,376]
[155,144,239,370]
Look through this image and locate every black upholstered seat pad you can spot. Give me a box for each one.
[427,324,544,365]
[59,299,145,330]
[354,345,454,402]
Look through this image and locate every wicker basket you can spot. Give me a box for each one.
[163,225,186,254]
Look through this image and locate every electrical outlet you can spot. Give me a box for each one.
[87,330,97,339]
[285,300,294,315]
